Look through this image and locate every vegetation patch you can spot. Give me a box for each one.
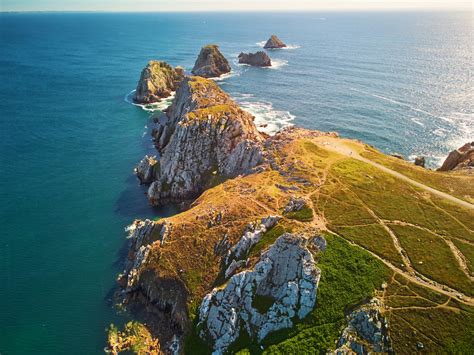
[248,224,290,258]
[451,238,474,274]
[284,205,314,222]
[252,294,276,314]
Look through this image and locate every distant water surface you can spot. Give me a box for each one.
[0,11,472,354]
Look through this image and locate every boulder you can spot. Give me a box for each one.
[414,156,425,168]
[438,142,474,171]
[133,61,184,104]
[238,51,271,67]
[191,44,231,78]
[198,233,320,354]
[144,76,265,206]
[263,35,287,49]
[391,153,404,160]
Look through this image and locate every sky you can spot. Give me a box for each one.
[1,0,471,12]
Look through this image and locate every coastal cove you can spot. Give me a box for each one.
[0,11,473,354]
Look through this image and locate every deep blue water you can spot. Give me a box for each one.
[0,11,472,354]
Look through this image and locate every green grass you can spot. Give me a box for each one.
[248,225,290,258]
[252,294,276,314]
[333,224,404,266]
[284,205,314,222]
[390,225,473,296]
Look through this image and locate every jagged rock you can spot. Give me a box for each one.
[144,76,265,206]
[438,142,474,171]
[238,51,271,67]
[135,155,158,184]
[414,156,425,168]
[192,45,231,78]
[198,233,320,354]
[133,61,184,104]
[283,196,307,214]
[333,298,391,354]
[312,235,327,252]
[263,35,287,49]
[225,216,280,270]
[120,219,172,292]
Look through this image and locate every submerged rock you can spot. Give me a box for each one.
[198,233,320,354]
[133,61,184,104]
[263,35,287,49]
[238,51,271,67]
[438,142,474,171]
[192,44,231,78]
[143,76,264,206]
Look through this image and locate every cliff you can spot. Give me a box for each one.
[263,35,287,49]
[238,51,272,67]
[113,78,474,354]
[438,142,474,172]
[133,61,184,104]
[191,45,231,78]
[136,76,265,206]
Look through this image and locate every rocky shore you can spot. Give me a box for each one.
[110,42,474,355]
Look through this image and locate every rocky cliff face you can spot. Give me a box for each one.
[198,233,321,354]
[134,61,184,104]
[238,51,272,67]
[191,45,231,78]
[263,35,287,49]
[438,142,474,172]
[136,76,265,206]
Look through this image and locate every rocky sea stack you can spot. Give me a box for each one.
[238,51,272,67]
[438,142,474,172]
[264,34,287,49]
[133,61,184,104]
[191,44,231,78]
[136,76,265,206]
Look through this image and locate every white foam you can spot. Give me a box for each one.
[256,41,301,50]
[211,71,240,81]
[124,89,175,112]
[410,117,425,126]
[233,93,295,135]
[266,59,288,70]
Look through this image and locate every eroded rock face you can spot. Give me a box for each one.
[238,51,271,67]
[414,156,425,168]
[192,45,231,78]
[333,298,392,354]
[283,196,307,214]
[143,76,265,206]
[263,35,287,49]
[134,61,184,104]
[438,142,474,171]
[198,233,321,354]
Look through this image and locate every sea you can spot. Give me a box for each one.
[0,11,472,354]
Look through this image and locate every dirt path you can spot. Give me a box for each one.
[316,138,474,211]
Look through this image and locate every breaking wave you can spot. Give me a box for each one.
[233,93,295,135]
[124,89,175,112]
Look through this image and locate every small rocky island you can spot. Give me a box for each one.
[238,51,272,67]
[111,43,474,355]
[264,34,287,49]
[191,44,231,78]
[133,61,184,104]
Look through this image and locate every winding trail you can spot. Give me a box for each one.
[316,137,474,211]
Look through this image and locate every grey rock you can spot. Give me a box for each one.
[263,35,287,49]
[198,233,321,354]
[192,45,231,78]
[414,156,425,168]
[238,51,272,67]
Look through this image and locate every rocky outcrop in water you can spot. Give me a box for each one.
[191,45,231,78]
[263,35,287,49]
[198,233,321,354]
[238,51,271,67]
[333,298,391,354]
[414,156,425,168]
[133,61,184,104]
[142,76,265,206]
[438,142,474,172]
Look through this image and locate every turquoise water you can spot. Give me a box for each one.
[0,11,472,354]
